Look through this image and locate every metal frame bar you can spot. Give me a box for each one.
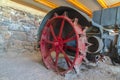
[67,0,92,17]
[34,0,58,9]
[97,0,108,8]
[110,2,120,7]
[97,0,120,8]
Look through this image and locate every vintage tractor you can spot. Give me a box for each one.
[37,6,120,75]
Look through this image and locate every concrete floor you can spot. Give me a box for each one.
[0,52,64,80]
[0,51,120,80]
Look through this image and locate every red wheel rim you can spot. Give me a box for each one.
[40,14,84,74]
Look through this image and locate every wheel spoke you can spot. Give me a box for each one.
[59,19,65,37]
[44,39,54,44]
[45,48,54,59]
[64,45,76,51]
[54,52,59,67]
[49,24,57,40]
[63,36,76,43]
[59,47,72,65]
[65,30,74,39]
[65,57,71,68]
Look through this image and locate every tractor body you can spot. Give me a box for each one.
[91,6,120,64]
[37,6,120,75]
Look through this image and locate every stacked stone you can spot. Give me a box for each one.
[0,6,43,54]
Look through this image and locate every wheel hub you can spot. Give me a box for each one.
[54,41,59,46]
[53,37,64,51]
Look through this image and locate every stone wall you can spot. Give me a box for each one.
[0,6,43,55]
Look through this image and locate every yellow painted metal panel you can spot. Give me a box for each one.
[67,0,92,17]
[97,0,108,8]
[110,2,120,7]
[34,0,58,9]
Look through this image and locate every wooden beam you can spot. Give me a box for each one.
[11,0,48,13]
[110,2,120,8]
[97,0,108,8]
[34,0,58,9]
[67,0,92,17]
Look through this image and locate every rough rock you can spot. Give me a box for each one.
[12,32,27,41]
[0,6,42,54]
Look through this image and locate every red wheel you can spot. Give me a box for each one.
[40,12,86,74]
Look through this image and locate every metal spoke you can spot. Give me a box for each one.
[54,52,59,67]
[59,19,65,37]
[59,47,72,65]
[65,30,74,39]
[64,45,76,51]
[45,48,54,59]
[49,24,57,40]
[63,36,76,43]
[44,39,54,44]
